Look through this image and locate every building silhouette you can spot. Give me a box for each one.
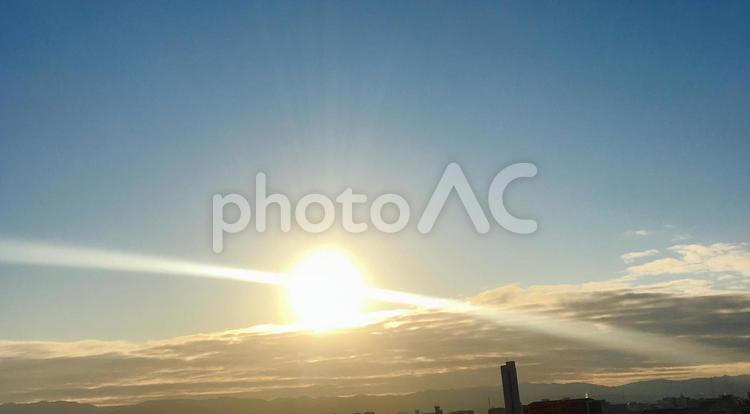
[501,361,523,414]
[527,398,603,414]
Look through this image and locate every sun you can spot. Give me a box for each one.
[285,248,368,331]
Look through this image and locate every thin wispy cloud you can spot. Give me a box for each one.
[671,234,693,242]
[626,243,750,279]
[621,249,660,263]
[625,229,652,237]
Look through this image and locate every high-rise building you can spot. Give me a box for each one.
[501,361,523,414]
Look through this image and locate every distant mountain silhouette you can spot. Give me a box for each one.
[2,375,749,414]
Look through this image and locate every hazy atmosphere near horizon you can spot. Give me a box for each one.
[1,0,750,409]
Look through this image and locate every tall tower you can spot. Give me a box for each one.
[501,361,522,414]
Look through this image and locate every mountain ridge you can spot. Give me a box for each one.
[2,375,749,414]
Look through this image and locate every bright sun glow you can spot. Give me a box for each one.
[286,249,368,331]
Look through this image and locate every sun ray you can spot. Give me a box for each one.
[0,238,739,364]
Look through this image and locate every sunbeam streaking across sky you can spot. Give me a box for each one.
[0,239,284,285]
[0,238,738,365]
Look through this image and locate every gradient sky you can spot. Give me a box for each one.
[1,0,749,353]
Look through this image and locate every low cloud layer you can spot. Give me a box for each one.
[1,277,748,405]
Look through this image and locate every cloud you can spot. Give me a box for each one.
[626,243,750,279]
[1,241,748,405]
[621,249,660,263]
[625,229,652,237]
[671,234,693,242]
[1,279,749,405]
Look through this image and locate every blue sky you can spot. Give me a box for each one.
[1,1,749,341]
